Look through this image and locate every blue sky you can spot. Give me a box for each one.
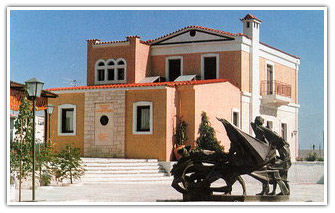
[9,9,325,150]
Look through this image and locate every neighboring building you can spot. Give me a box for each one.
[9,80,58,143]
[47,14,300,162]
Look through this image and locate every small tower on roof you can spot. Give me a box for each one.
[241,14,262,42]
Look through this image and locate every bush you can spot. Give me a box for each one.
[175,117,187,146]
[53,144,85,184]
[317,157,324,161]
[194,112,224,153]
[40,172,52,186]
[305,152,317,161]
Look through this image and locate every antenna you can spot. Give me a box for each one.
[62,78,78,87]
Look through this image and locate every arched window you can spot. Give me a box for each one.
[116,58,126,81]
[95,60,106,82]
[95,58,126,84]
[106,59,116,81]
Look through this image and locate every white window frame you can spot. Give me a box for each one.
[231,108,240,128]
[95,58,127,84]
[95,59,106,84]
[132,101,153,135]
[201,53,219,80]
[165,56,183,81]
[58,104,76,136]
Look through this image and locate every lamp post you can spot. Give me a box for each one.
[47,104,54,143]
[25,78,44,202]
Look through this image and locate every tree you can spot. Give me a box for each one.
[195,112,224,153]
[175,117,187,146]
[53,144,85,184]
[36,141,55,186]
[10,96,34,201]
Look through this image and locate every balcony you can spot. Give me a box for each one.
[260,80,291,107]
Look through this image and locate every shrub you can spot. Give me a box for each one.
[317,157,324,161]
[53,144,85,184]
[175,117,187,146]
[194,112,224,153]
[305,152,317,161]
[40,172,52,186]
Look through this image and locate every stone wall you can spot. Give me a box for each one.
[84,90,126,157]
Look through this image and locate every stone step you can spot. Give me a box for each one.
[81,158,158,163]
[81,176,173,183]
[83,162,160,167]
[84,169,166,174]
[80,158,170,183]
[83,173,168,178]
[83,165,162,170]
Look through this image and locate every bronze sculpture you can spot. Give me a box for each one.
[171,117,291,201]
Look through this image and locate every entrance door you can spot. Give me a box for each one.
[94,103,114,146]
[204,57,217,79]
[168,59,181,81]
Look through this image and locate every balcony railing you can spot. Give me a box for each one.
[260,80,291,98]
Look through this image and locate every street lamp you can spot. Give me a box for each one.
[25,78,44,202]
[47,104,54,143]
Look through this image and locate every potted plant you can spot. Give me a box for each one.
[173,117,188,160]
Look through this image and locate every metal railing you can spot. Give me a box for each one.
[260,80,291,98]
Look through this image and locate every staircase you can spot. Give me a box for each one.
[80,158,173,184]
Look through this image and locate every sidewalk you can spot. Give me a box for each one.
[11,180,324,203]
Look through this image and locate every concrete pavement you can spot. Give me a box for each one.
[11,180,325,204]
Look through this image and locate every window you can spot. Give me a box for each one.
[98,69,105,81]
[266,121,273,130]
[166,56,183,82]
[62,109,74,133]
[95,58,126,84]
[201,54,219,80]
[58,104,76,136]
[281,123,287,141]
[100,115,109,126]
[247,22,250,28]
[267,64,274,94]
[133,102,153,134]
[232,109,240,128]
[116,59,126,81]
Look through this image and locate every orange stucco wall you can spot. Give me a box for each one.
[176,82,241,151]
[135,42,151,83]
[259,57,297,103]
[87,38,136,86]
[150,51,243,87]
[125,88,172,161]
[193,82,241,151]
[241,51,250,93]
[48,93,85,155]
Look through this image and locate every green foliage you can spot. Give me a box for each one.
[317,157,324,161]
[53,144,85,184]
[175,117,187,146]
[39,172,52,186]
[194,112,224,153]
[36,141,55,186]
[305,152,317,161]
[10,96,33,181]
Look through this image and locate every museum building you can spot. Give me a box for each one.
[46,14,300,162]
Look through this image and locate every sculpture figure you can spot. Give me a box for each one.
[171,117,291,201]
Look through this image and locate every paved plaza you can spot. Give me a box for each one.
[12,180,325,204]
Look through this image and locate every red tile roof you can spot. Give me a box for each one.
[88,23,299,60]
[241,14,262,22]
[46,79,230,92]
[145,25,246,44]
